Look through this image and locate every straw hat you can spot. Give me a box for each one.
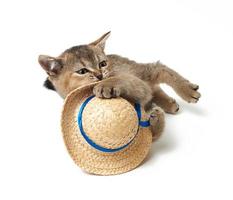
[61,82,152,175]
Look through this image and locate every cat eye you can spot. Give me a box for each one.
[76,68,89,74]
[99,60,107,68]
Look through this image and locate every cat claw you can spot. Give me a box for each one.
[93,85,121,99]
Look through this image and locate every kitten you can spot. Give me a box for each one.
[38,32,201,139]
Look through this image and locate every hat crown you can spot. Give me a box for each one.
[81,97,138,150]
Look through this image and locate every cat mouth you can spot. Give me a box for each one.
[102,72,109,79]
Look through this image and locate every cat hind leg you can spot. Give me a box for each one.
[152,85,179,114]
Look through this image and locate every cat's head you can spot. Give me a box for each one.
[38,32,111,98]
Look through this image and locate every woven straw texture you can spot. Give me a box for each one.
[82,97,138,149]
[61,83,152,175]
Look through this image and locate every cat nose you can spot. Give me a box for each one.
[96,74,103,80]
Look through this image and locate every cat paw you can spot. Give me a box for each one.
[165,99,180,114]
[149,105,164,119]
[93,84,121,98]
[148,105,165,141]
[178,81,201,103]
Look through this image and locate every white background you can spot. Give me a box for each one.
[0,0,232,199]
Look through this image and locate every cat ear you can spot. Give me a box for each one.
[89,31,111,50]
[38,55,63,76]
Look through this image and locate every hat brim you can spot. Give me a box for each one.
[61,82,152,175]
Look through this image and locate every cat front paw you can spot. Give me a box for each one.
[93,84,121,98]
[177,81,201,103]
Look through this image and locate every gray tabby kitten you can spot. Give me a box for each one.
[38,32,201,140]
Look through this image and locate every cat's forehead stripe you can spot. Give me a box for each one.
[63,45,97,65]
